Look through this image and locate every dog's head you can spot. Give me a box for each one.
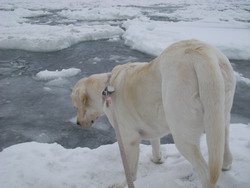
[71,75,105,128]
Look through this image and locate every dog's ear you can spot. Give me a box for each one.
[82,93,89,105]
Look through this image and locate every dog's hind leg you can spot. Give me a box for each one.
[172,132,210,188]
[222,56,236,171]
[222,123,232,171]
[222,110,233,171]
[166,112,210,187]
[162,83,211,188]
[150,138,164,164]
[222,81,235,171]
[165,116,211,187]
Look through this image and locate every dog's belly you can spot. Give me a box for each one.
[136,103,170,139]
[138,123,170,140]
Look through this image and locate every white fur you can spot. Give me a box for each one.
[72,40,236,188]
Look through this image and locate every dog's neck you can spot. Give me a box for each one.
[102,73,115,106]
[81,73,111,118]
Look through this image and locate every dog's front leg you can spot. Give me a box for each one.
[150,138,164,164]
[110,138,140,188]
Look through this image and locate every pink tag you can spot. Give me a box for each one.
[106,96,112,103]
[105,96,112,107]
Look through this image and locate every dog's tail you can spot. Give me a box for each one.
[193,51,225,187]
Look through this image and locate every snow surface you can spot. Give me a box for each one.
[0,124,249,188]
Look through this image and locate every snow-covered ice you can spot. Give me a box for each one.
[0,24,124,52]
[58,7,139,21]
[0,0,249,59]
[123,19,250,60]
[0,123,249,188]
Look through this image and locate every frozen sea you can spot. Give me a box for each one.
[0,0,250,151]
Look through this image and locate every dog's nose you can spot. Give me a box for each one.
[77,121,81,126]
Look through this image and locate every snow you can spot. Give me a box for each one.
[0,123,249,188]
[0,0,249,60]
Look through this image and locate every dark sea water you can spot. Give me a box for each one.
[0,39,249,151]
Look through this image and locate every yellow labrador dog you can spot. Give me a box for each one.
[72,40,236,188]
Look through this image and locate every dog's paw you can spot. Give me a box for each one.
[222,164,231,171]
[151,155,165,164]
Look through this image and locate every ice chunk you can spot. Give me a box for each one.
[235,72,250,88]
[36,68,81,81]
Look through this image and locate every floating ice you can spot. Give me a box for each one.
[235,72,250,88]
[45,77,70,87]
[36,68,81,81]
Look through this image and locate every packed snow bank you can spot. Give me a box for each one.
[0,24,123,52]
[0,123,249,188]
[123,19,250,60]
[36,68,81,80]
